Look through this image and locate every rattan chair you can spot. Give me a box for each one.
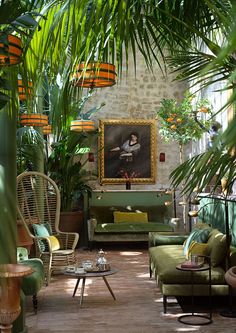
[17,171,79,285]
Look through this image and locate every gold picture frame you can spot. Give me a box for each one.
[99,119,157,184]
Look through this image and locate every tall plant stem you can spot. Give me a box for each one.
[0,69,18,264]
[179,143,187,230]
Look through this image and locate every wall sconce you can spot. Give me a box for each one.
[88,152,95,162]
[159,152,165,162]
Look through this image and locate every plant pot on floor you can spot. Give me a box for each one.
[17,220,34,254]
[59,211,84,237]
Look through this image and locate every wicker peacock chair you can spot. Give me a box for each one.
[16,171,79,285]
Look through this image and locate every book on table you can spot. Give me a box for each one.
[180,260,203,269]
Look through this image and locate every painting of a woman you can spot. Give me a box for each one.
[99,119,156,184]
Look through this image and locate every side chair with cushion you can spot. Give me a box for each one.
[16,171,79,285]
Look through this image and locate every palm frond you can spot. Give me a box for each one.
[170,115,236,196]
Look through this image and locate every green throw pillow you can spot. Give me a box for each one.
[183,228,211,256]
[32,223,52,251]
[32,223,52,237]
[207,229,227,267]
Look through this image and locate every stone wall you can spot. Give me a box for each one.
[83,52,188,192]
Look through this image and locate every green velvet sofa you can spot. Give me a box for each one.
[149,227,236,313]
[88,190,175,247]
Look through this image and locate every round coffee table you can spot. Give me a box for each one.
[64,268,118,307]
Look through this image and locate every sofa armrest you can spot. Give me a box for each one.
[230,246,236,267]
[87,218,97,241]
[149,231,189,248]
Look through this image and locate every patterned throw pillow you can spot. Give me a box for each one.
[32,223,60,251]
[32,223,51,237]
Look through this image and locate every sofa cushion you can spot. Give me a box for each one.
[113,211,148,223]
[95,222,173,234]
[183,228,211,256]
[32,223,52,237]
[186,241,208,259]
[149,232,188,247]
[149,245,225,284]
[46,235,60,251]
[32,223,53,251]
[207,229,227,267]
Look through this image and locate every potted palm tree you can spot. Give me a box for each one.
[47,128,98,234]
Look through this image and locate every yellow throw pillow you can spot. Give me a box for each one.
[46,235,60,251]
[113,211,148,223]
[186,241,208,259]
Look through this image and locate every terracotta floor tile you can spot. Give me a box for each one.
[25,246,236,332]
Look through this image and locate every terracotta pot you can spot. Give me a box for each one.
[225,266,236,288]
[59,211,84,234]
[16,220,33,254]
[0,264,33,333]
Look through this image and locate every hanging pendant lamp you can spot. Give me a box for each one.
[43,124,52,135]
[18,79,33,101]
[20,114,48,127]
[0,34,22,66]
[70,119,96,132]
[72,62,116,88]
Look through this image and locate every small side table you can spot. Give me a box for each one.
[65,268,118,307]
[176,255,212,325]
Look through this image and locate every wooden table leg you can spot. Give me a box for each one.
[102,276,116,300]
[73,278,80,297]
[80,278,86,307]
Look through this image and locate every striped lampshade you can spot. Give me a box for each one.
[20,114,48,127]
[0,34,22,66]
[72,62,116,88]
[70,120,96,132]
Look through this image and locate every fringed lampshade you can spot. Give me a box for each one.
[70,120,96,132]
[20,114,48,127]
[43,124,52,135]
[18,79,33,101]
[0,34,22,66]
[72,62,116,88]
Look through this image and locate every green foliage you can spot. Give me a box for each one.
[47,130,98,212]
[157,93,213,145]
[170,115,236,197]
[16,126,45,174]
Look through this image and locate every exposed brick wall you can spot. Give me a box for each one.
[83,53,188,192]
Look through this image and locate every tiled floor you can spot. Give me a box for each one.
[26,245,236,332]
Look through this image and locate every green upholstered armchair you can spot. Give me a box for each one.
[17,247,45,314]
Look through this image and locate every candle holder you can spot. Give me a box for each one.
[126,180,131,190]
[0,264,33,333]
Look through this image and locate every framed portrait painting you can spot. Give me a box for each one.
[99,119,157,184]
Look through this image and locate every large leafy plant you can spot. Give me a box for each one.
[16,126,45,174]
[47,130,98,212]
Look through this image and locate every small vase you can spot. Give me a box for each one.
[126,180,131,190]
